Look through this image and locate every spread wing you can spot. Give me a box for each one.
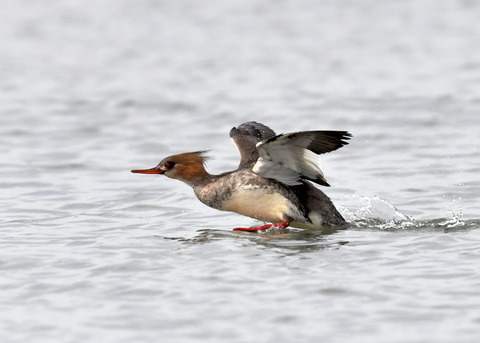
[230,121,277,169]
[252,130,352,187]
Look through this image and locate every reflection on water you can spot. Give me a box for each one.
[2,0,480,342]
[164,227,349,254]
[163,214,479,257]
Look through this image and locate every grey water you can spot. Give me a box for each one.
[1,1,480,342]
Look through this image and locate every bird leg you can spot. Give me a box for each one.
[233,221,290,232]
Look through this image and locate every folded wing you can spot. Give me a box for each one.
[252,131,352,186]
[230,121,277,169]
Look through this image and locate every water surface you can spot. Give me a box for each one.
[1,1,479,342]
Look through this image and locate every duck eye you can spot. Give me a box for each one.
[164,161,175,169]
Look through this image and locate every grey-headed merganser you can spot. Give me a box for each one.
[132,121,351,231]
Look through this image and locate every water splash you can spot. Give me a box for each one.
[438,210,466,228]
[417,210,476,232]
[339,194,412,225]
[338,194,475,231]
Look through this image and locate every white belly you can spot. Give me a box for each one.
[219,186,293,223]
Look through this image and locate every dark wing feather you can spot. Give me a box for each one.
[253,130,352,187]
[229,121,276,169]
[264,131,352,155]
[302,130,352,154]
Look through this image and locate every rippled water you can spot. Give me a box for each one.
[1,1,480,342]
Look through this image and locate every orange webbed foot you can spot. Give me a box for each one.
[233,221,289,232]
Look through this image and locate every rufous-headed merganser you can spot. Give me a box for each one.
[132,121,351,231]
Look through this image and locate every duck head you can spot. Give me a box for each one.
[131,151,210,187]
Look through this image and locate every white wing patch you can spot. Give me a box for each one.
[252,133,327,186]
